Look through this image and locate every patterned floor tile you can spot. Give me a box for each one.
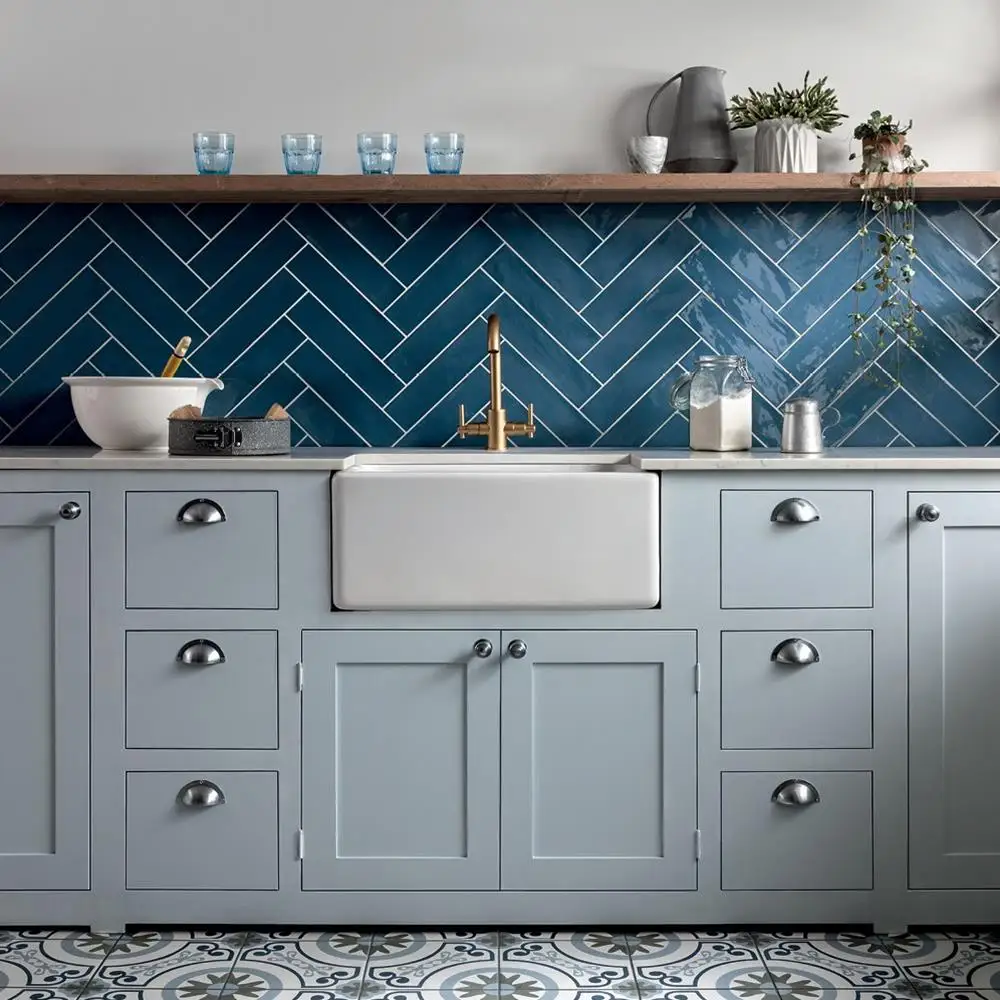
[756,931,912,991]
[628,931,765,996]
[363,991,635,1000]
[229,935,369,995]
[883,932,1000,993]
[364,932,498,993]
[0,932,118,990]
[91,941,239,991]
[499,931,634,994]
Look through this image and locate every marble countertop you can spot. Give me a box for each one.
[2,445,1000,471]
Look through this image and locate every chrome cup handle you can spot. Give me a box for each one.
[770,497,820,524]
[177,498,226,524]
[772,779,820,807]
[770,638,820,666]
[177,780,226,809]
[176,639,226,666]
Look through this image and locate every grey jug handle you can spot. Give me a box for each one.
[646,72,683,136]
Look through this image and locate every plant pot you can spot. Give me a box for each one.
[753,117,818,173]
[861,134,907,172]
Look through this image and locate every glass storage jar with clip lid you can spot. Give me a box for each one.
[669,355,755,451]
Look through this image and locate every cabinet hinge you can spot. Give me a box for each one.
[296,661,304,693]
[296,829,305,861]
[695,828,702,861]
[694,662,701,694]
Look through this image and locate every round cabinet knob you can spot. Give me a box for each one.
[59,501,81,520]
[176,639,226,666]
[771,779,821,807]
[770,638,820,666]
[507,639,527,659]
[177,498,227,524]
[916,503,941,523]
[473,639,493,659]
[177,780,226,809]
[770,497,820,524]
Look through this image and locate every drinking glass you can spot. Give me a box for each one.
[424,132,465,174]
[193,132,235,175]
[357,132,398,175]
[282,133,322,175]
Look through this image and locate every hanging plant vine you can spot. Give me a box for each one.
[848,111,928,385]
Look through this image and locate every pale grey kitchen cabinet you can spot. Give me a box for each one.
[909,492,1000,888]
[501,630,699,890]
[0,492,89,890]
[301,630,501,890]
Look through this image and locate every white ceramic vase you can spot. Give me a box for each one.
[754,117,818,173]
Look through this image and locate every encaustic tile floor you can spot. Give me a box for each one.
[0,928,999,1000]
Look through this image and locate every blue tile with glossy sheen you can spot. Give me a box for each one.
[1,198,1000,448]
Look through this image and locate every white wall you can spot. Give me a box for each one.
[0,0,997,174]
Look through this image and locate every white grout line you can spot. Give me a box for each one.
[314,201,418,277]
[390,361,490,447]
[86,276,182,356]
[0,204,53,257]
[282,361,375,446]
[774,202,839,263]
[379,204,447,265]
[87,310,160,377]
[577,204,643,266]
[774,218,867,316]
[224,341,307,414]
[703,203,802,288]
[510,203,604,288]
[186,204,252,265]
[592,368,674,445]
[211,291,309,378]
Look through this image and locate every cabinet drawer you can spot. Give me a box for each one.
[721,771,872,890]
[126,771,278,890]
[126,631,278,750]
[720,490,873,608]
[721,631,872,749]
[126,491,278,609]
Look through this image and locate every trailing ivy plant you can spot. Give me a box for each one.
[728,72,847,132]
[848,111,929,384]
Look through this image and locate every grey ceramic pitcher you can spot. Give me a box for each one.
[646,66,737,173]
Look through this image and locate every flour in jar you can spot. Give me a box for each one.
[689,390,752,451]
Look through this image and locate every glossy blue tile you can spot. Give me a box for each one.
[190,222,303,332]
[583,317,698,427]
[287,245,402,357]
[879,389,961,446]
[0,204,94,280]
[191,271,304,377]
[484,247,599,356]
[681,293,798,406]
[582,204,681,284]
[492,293,600,406]
[375,271,501,383]
[289,204,402,308]
[518,204,602,262]
[0,268,108,374]
[716,203,799,260]
[91,204,206,306]
[385,205,489,286]
[323,204,405,262]
[680,203,798,308]
[680,246,797,354]
[583,269,699,382]
[919,203,998,261]
[288,295,404,405]
[287,340,402,446]
[0,220,108,330]
[485,205,599,309]
[90,243,203,348]
[127,204,208,260]
[585,223,700,334]
[0,197,998,448]
[388,222,500,330]
[188,204,289,283]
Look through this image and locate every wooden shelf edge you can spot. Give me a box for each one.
[0,172,996,203]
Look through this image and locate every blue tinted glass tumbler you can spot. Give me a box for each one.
[424,132,464,174]
[282,133,322,174]
[193,132,235,175]
[357,132,398,175]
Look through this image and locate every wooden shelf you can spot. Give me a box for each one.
[0,172,996,203]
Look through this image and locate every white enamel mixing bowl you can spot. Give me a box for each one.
[62,376,224,451]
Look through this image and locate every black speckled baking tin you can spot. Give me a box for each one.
[168,416,291,456]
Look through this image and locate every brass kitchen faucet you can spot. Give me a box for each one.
[457,314,536,451]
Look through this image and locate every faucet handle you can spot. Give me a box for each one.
[457,403,467,437]
[526,402,536,437]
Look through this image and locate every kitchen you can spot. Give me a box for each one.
[0,1,999,997]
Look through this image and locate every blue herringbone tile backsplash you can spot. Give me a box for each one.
[0,199,998,448]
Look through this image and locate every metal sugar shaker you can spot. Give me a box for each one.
[780,397,840,454]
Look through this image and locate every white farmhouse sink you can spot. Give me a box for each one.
[331,461,659,610]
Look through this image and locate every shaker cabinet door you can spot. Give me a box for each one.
[500,630,698,890]
[909,492,1000,888]
[301,630,501,890]
[0,492,89,890]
